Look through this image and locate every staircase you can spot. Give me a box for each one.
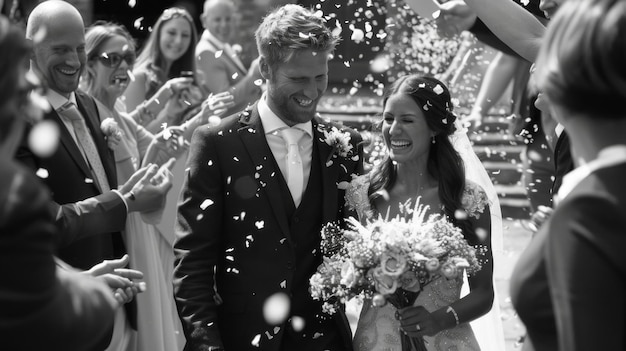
[470,115,530,219]
[318,97,531,219]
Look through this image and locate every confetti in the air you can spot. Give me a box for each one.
[200,199,214,210]
[28,120,60,158]
[263,292,290,325]
[36,168,49,179]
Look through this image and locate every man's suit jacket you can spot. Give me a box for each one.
[195,30,261,115]
[174,104,363,351]
[15,90,127,270]
[551,131,573,194]
[511,162,626,351]
[0,158,116,351]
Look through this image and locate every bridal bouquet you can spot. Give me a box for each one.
[310,200,482,350]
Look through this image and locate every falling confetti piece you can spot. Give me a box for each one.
[251,334,261,347]
[454,209,468,220]
[291,316,305,332]
[133,17,144,30]
[350,28,364,43]
[36,168,49,179]
[200,199,214,210]
[208,115,222,127]
[128,0,136,8]
[263,292,290,325]
[28,120,60,157]
[255,221,265,229]
[433,84,444,95]
[280,280,286,288]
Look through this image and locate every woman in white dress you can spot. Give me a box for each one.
[82,22,222,351]
[346,75,504,350]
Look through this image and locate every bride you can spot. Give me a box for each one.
[346,75,505,350]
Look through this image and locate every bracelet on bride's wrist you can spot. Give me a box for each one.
[446,306,460,326]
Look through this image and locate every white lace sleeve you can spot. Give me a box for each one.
[344,174,373,221]
[462,180,491,219]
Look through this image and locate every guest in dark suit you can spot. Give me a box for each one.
[195,0,263,115]
[510,0,626,350]
[0,15,117,350]
[15,1,172,350]
[174,4,364,350]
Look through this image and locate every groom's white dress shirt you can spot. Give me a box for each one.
[258,94,312,206]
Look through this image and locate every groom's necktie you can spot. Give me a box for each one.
[281,127,304,207]
[57,101,110,192]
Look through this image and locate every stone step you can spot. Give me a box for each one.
[474,145,525,163]
[494,184,531,219]
[483,161,524,186]
[469,115,515,134]
[469,132,525,146]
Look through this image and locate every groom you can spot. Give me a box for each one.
[173,4,363,351]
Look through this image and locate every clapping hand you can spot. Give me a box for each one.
[201,91,235,119]
[435,0,477,38]
[119,162,173,213]
[86,254,146,305]
[146,126,188,162]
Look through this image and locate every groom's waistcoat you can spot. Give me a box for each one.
[273,136,345,349]
[277,141,323,317]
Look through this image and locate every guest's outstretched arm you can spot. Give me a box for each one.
[464,0,545,62]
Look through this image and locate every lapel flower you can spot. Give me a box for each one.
[100,117,123,151]
[323,126,353,167]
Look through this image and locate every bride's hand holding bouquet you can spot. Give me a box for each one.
[310,198,483,350]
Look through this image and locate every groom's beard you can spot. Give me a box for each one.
[266,87,324,125]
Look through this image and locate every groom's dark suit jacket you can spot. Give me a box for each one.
[15,90,136,330]
[174,104,363,351]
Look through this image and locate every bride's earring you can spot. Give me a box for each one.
[431,136,436,144]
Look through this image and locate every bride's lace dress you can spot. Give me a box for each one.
[346,174,488,351]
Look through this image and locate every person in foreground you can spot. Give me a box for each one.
[0,15,141,350]
[346,75,501,350]
[173,4,364,350]
[510,0,626,350]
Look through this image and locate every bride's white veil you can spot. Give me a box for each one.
[450,120,506,351]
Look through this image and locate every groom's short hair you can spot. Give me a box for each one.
[254,4,339,69]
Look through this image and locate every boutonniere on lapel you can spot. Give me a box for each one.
[322,126,358,167]
[100,118,124,151]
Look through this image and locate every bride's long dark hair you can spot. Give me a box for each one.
[368,75,476,242]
